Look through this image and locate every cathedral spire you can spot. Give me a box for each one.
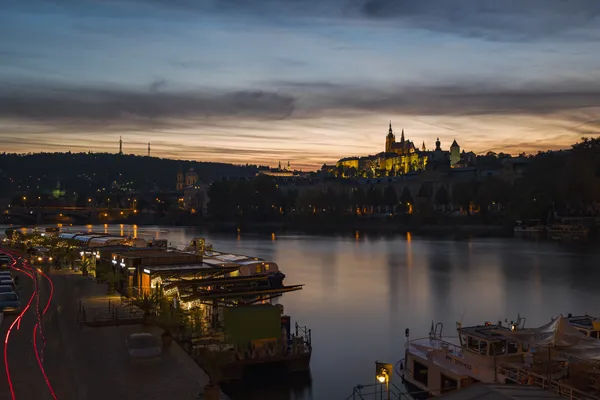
[422,141,426,152]
[400,129,405,144]
[388,121,393,137]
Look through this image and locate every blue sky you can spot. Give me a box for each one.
[1,0,600,169]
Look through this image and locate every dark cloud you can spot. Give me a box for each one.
[2,79,600,134]
[358,0,600,41]
[0,82,296,125]
[117,0,600,41]
[289,82,600,117]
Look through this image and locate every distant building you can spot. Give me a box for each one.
[183,184,209,216]
[176,167,199,191]
[258,160,296,177]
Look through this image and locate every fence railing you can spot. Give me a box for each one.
[77,299,145,327]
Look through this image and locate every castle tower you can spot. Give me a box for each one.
[450,139,460,166]
[385,121,395,153]
[119,136,123,155]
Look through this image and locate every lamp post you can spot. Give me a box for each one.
[375,361,392,400]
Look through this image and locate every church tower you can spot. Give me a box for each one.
[450,139,460,167]
[385,121,395,153]
[422,141,426,152]
[176,165,184,191]
[435,138,441,151]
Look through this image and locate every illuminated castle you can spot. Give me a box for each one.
[335,122,465,178]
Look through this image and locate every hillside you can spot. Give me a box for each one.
[0,152,257,195]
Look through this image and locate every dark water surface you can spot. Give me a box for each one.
[6,225,600,399]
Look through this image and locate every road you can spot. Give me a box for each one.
[0,249,58,400]
[0,248,226,400]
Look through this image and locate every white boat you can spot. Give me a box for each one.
[547,224,589,240]
[397,319,526,398]
[397,316,600,399]
[514,220,545,234]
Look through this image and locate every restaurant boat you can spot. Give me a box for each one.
[397,315,600,399]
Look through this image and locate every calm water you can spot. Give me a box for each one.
[5,225,600,399]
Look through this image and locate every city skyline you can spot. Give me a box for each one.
[2,1,600,170]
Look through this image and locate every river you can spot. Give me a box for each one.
[5,224,600,399]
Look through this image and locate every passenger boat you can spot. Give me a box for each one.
[397,315,600,399]
[513,220,545,234]
[547,224,589,240]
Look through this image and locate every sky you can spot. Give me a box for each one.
[1,0,600,170]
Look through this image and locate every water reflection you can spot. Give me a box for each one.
[6,224,600,399]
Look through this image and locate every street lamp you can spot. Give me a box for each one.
[375,361,392,400]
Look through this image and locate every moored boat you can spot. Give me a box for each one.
[397,315,600,399]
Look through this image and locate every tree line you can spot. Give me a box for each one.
[208,138,600,225]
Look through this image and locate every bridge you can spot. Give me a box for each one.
[1,206,137,225]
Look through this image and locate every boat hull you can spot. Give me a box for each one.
[199,352,312,382]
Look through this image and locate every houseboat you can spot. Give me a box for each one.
[397,315,600,399]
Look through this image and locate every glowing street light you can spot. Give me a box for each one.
[375,361,392,400]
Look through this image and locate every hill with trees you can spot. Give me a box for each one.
[0,152,257,196]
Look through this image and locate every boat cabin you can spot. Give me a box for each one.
[565,314,600,338]
[458,322,529,357]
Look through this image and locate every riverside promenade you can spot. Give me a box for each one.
[0,248,228,400]
[46,270,229,400]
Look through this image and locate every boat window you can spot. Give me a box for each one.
[492,341,506,355]
[479,341,488,355]
[413,361,428,386]
[507,341,519,354]
[592,331,599,339]
[467,336,479,352]
[441,374,458,394]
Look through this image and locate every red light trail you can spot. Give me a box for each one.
[1,248,58,400]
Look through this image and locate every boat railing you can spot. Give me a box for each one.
[497,364,600,400]
[397,336,463,379]
[343,382,432,400]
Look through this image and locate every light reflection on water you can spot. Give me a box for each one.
[4,224,600,399]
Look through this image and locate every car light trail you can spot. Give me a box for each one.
[3,256,37,400]
[1,248,58,400]
[33,322,57,400]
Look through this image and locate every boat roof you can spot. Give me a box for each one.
[143,264,239,273]
[565,314,597,330]
[459,324,512,339]
[437,383,564,399]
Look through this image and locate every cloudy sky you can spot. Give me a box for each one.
[2,0,600,170]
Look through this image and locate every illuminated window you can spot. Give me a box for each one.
[255,265,261,274]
